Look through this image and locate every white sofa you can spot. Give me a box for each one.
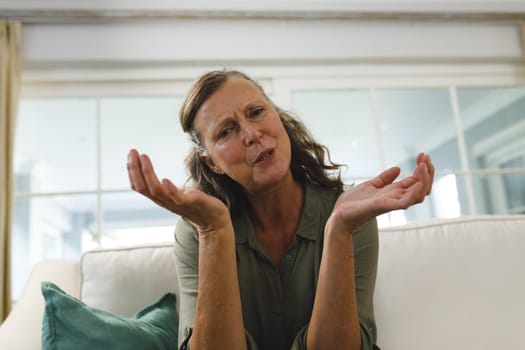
[1,215,525,350]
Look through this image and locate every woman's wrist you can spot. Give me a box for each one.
[197,218,235,241]
[325,210,359,238]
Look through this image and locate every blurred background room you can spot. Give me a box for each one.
[1,0,525,318]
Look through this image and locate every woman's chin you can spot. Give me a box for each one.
[251,167,295,191]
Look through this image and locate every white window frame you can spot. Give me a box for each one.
[18,62,525,222]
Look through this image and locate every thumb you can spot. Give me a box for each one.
[369,167,401,188]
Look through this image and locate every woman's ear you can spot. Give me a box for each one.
[198,153,225,174]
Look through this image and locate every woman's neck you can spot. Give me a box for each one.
[246,173,304,235]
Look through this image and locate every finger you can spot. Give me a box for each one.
[402,181,425,206]
[424,154,435,194]
[162,178,178,193]
[162,179,211,224]
[369,167,401,188]
[399,163,425,203]
[161,179,191,216]
[416,153,435,195]
[413,162,430,202]
[417,152,425,164]
[396,175,418,189]
[126,149,137,189]
[127,150,172,209]
[376,182,424,212]
[162,178,183,205]
[127,149,148,192]
[140,154,170,200]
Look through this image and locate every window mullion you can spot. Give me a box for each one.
[449,86,477,215]
[369,88,386,170]
[95,97,102,247]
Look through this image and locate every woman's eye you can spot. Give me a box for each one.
[218,126,234,139]
[250,108,264,118]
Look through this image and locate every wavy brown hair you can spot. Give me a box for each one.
[180,69,344,210]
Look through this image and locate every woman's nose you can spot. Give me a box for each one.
[240,121,262,146]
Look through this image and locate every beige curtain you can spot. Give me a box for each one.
[0,21,21,321]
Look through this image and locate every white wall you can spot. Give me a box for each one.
[21,20,523,65]
[3,0,521,68]
[6,0,524,101]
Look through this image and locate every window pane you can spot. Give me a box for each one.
[100,97,188,189]
[15,99,97,192]
[458,87,525,169]
[100,192,177,247]
[11,194,96,301]
[459,87,525,214]
[472,173,525,215]
[501,159,525,211]
[375,89,461,173]
[292,90,381,178]
[421,174,473,219]
[453,175,474,216]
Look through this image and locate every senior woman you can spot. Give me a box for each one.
[127,69,434,350]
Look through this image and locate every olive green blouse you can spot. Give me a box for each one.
[173,182,379,350]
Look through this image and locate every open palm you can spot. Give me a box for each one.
[330,153,434,233]
[127,149,230,233]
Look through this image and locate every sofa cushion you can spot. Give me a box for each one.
[80,243,178,317]
[41,282,178,350]
[375,215,525,350]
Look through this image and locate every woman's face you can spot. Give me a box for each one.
[194,77,293,195]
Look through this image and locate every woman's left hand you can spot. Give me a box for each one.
[327,152,434,234]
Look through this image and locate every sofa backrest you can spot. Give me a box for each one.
[79,215,525,349]
[375,215,525,350]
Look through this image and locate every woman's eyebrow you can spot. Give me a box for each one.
[244,99,266,108]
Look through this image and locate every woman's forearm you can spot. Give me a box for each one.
[191,224,247,350]
[307,220,361,350]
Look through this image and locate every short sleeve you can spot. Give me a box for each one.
[173,218,199,348]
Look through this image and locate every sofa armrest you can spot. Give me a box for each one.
[0,259,80,350]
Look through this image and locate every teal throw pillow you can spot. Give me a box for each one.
[41,282,178,350]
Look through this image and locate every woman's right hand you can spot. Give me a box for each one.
[127,149,231,234]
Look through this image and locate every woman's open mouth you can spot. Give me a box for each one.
[255,148,274,164]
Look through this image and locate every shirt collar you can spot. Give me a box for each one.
[232,181,325,244]
[232,204,251,245]
[295,182,322,241]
